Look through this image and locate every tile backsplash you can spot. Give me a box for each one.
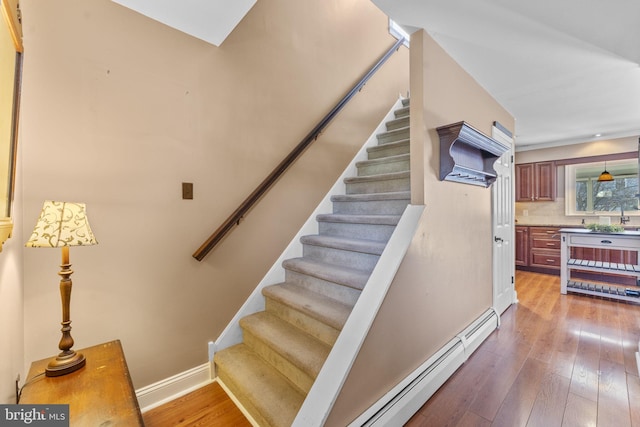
[515,198,638,227]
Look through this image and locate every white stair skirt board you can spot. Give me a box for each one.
[212,97,407,361]
[348,308,499,427]
[136,363,212,413]
[217,379,261,427]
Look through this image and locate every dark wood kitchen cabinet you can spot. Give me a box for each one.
[515,161,556,202]
[529,226,561,270]
[515,226,529,266]
[515,225,561,273]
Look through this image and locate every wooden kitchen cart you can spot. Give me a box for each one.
[560,228,640,302]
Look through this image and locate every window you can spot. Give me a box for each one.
[565,159,639,215]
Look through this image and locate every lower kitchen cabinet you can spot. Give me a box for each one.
[516,225,638,282]
[515,226,529,266]
[516,225,561,273]
[529,226,561,270]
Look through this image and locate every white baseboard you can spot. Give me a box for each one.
[136,363,212,413]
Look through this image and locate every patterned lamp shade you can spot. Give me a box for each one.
[25,201,98,247]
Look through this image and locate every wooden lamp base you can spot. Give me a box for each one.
[46,246,86,377]
[46,350,86,377]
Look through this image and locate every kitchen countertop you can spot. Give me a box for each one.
[517,223,638,230]
[559,227,640,236]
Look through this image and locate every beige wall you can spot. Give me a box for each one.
[18,0,409,389]
[326,30,514,425]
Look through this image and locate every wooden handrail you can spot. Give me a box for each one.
[193,38,406,261]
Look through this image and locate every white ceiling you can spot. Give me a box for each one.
[110,0,256,47]
[111,0,640,149]
[372,0,640,149]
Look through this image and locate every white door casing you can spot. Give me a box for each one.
[492,124,516,314]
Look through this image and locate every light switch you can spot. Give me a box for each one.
[182,182,193,200]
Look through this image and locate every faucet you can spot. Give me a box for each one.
[620,205,630,225]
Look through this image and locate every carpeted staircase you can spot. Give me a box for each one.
[214,98,411,427]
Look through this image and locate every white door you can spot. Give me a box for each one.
[492,125,516,314]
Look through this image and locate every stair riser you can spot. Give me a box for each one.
[302,244,379,274]
[367,141,409,159]
[386,116,409,131]
[346,177,410,194]
[282,270,361,305]
[318,221,397,242]
[332,199,410,215]
[377,127,409,144]
[265,298,341,346]
[243,331,314,395]
[357,159,410,176]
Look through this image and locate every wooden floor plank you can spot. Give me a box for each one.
[491,357,548,427]
[466,338,531,421]
[569,328,601,402]
[562,392,597,427]
[597,359,632,427]
[410,348,498,426]
[628,373,640,427]
[455,411,491,427]
[526,372,571,427]
[142,382,251,427]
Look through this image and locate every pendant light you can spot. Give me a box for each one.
[597,161,614,182]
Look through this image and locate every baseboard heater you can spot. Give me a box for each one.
[349,308,499,427]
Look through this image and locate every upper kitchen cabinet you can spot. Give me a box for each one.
[516,161,556,202]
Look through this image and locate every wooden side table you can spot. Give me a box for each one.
[20,340,143,426]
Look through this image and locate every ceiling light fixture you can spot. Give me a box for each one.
[597,161,614,182]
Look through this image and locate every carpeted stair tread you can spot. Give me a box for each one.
[331,190,411,203]
[263,282,353,330]
[215,344,304,427]
[300,234,386,255]
[316,213,402,226]
[367,139,409,155]
[240,311,331,379]
[394,105,410,118]
[377,126,410,142]
[344,170,410,184]
[386,116,410,131]
[356,153,410,169]
[283,257,371,289]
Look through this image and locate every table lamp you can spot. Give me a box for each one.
[25,200,98,377]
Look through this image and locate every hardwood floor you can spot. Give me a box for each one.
[142,271,640,426]
[142,382,251,427]
[406,270,640,427]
